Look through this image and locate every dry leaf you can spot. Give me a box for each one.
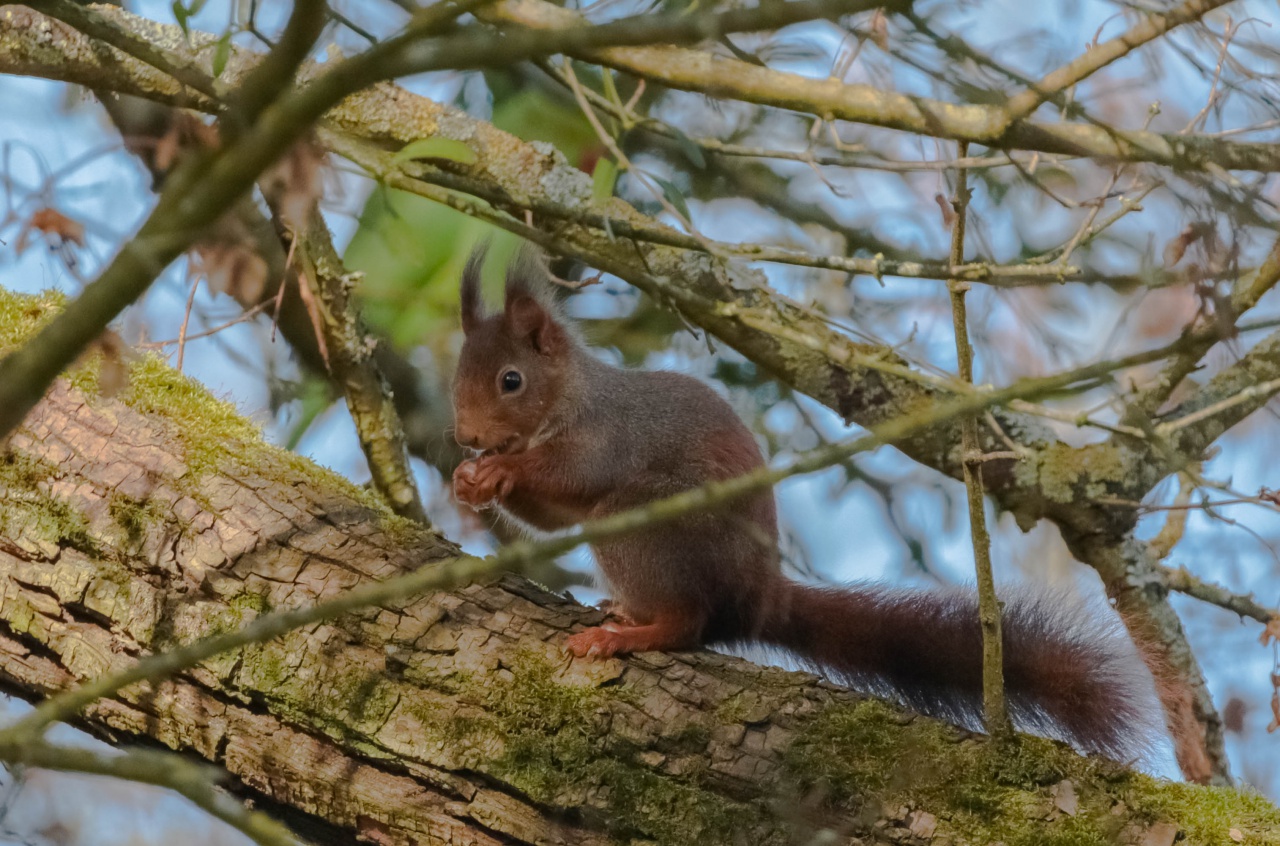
[261,135,327,230]
[15,207,85,255]
[192,241,269,304]
[1163,221,1214,266]
[188,205,270,305]
[152,112,219,173]
[28,207,84,245]
[95,333,131,398]
[935,193,956,228]
[1222,696,1246,734]
[75,330,132,398]
[1229,828,1245,842]
[869,9,889,50]
[1260,617,1280,647]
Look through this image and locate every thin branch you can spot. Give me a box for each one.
[945,142,1009,738]
[1002,0,1234,122]
[1159,565,1279,626]
[353,138,1219,290]
[1151,328,1280,468]
[1157,376,1280,435]
[0,742,298,846]
[137,301,272,348]
[1122,230,1280,426]
[561,60,711,247]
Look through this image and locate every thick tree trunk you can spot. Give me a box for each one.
[0,310,1276,844]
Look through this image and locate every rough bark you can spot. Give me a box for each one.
[0,294,1278,845]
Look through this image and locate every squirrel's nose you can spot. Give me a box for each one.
[454,424,480,449]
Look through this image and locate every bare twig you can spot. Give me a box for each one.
[1159,565,1279,626]
[1002,0,1234,122]
[0,742,299,846]
[945,142,1009,738]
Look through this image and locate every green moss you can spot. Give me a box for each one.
[439,650,776,845]
[0,288,65,352]
[0,450,99,556]
[228,590,273,616]
[120,353,263,479]
[122,353,398,516]
[1123,779,1280,846]
[107,492,167,549]
[0,288,403,525]
[336,670,403,733]
[669,722,712,753]
[784,699,1280,846]
[713,696,749,725]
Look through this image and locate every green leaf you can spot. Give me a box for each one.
[391,137,478,166]
[489,85,599,169]
[172,0,208,36]
[211,32,232,79]
[344,186,521,349]
[592,158,618,203]
[651,175,692,223]
[600,68,622,108]
[669,128,707,170]
[172,1,190,35]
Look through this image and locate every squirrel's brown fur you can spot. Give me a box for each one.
[451,247,1160,761]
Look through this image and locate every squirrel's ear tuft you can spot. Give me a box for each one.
[503,244,549,304]
[503,245,571,355]
[460,242,489,333]
[503,249,561,354]
[506,295,561,355]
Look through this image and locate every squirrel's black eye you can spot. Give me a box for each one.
[501,370,524,393]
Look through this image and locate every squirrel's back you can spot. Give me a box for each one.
[577,359,765,481]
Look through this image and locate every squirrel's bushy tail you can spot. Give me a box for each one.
[758,581,1160,761]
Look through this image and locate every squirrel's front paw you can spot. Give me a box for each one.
[452,456,513,508]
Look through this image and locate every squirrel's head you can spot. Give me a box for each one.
[452,245,576,455]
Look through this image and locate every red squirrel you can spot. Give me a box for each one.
[451,247,1159,761]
